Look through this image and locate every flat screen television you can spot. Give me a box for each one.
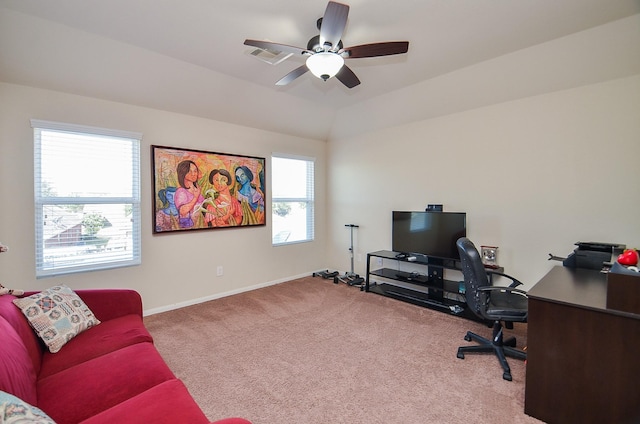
[392,211,466,260]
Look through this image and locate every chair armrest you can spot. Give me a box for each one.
[477,286,528,297]
[477,286,528,320]
[486,270,524,288]
[74,289,144,321]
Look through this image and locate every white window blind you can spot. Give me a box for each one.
[32,119,141,277]
[271,155,315,245]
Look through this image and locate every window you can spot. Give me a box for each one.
[32,119,141,277]
[271,155,314,245]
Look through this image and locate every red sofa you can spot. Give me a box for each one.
[0,289,251,424]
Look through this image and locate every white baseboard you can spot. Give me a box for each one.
[143,272,314,316]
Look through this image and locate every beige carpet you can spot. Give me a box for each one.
[144,276,542,424]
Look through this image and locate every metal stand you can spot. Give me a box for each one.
[334,224,365,288]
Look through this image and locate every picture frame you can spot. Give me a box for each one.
[481,245,499,269]
[151,145,266,233]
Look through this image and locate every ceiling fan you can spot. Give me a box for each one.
[244,1,409,89]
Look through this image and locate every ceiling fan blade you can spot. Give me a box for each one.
[244,39,308,56]
[335,65,360,89]
[276,65,309,86]
[342,41,409,59]
[319,1,349,51]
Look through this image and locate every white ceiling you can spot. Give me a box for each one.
[1,0,639,140]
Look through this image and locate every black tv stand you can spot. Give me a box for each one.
[365,250,492,322]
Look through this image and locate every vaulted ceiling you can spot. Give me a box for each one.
[1,0,638,140]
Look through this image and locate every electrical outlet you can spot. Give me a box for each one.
[376,258,383,266]
[216,266,223,276]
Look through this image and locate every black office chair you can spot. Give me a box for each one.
[455,237,528,381]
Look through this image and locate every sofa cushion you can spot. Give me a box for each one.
[0,295,43,374]
[13,285,101,353]
[39,314,153,379]
[0,390,55,424]
[78,379,210,424]
[37,342,176,424]
[0,317,38,406]
[71,289,144,321]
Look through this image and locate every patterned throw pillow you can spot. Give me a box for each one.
[13,285,100,353]
[0,390,56,423]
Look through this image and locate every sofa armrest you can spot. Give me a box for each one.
[74,290,144,321]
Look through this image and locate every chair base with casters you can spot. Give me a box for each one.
[456,320,527,381]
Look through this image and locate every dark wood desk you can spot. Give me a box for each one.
[524,266,640,424]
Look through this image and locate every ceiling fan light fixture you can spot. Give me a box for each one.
[306,52,344,81]
[245,1,409,88]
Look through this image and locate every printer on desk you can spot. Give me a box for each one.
[551,241,626,271]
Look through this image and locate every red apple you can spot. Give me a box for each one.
[617,249,639,266]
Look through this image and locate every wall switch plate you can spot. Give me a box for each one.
[216,266,223,276]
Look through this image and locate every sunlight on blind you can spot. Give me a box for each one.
[272,155,314,245]
[32,119,141,277]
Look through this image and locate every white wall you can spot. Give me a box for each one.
[0,82,328,312]
[330,14,640,141]
[326,75,640,288]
